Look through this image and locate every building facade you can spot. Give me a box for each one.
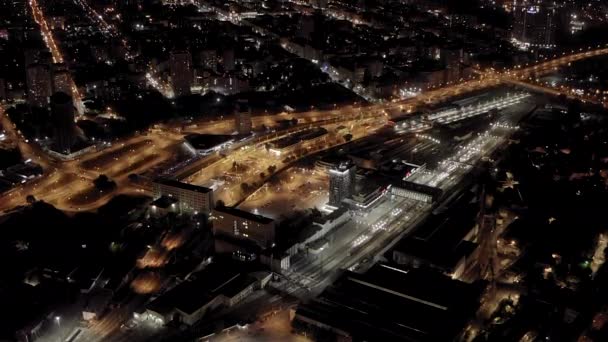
[169,51,192,97]
[512,0,557,48]
[234,108,252,135]
[51,64,72,96]
[152,178,213,214]
[328,161,356,207]
[212,206,275,249]
[50,92,76,154]
[26,63,52,108]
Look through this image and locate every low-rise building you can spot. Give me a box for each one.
[144,264,268,326]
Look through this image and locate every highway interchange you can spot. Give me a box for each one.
[11,0,608,215]
[2,41,607,214]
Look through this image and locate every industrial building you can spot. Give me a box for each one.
[292,264,484,341]
[390,189,479,280]
[143,264,270,326]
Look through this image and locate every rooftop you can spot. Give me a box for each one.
[147,263,256,316]
[154,178,213,194]
[391,189,479,269]
[184,134,234,151]
[294,264,483,341]
[214,206,274,225]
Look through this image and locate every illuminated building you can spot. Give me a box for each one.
[234,107,252,135]
[212,206,276,249]
[26,63,52,108]
[162,0,192,5]
[51,63,72,96]
[328,161,356,207]
[169,51,192,97]
[512,0,557,48]
[569,14,584,35]
[152,178,213,214]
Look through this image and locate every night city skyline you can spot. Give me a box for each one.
[2,0,608,341]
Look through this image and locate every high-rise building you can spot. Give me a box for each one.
[24,48,42,67]
[50,92,76,154]
[0,78,6,102]
[26,63,52,108]
[512,0,557,48]
[169,51,192,97]
[298,15,315,40]
[221,48,235,72]
[199,49,218,70]
[234,106,252,135]
[329,161,356,207]
[52,63,72,96]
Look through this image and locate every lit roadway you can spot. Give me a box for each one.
[2,46,608,214]
[29,0,85,114]
[505,78,607,107]
[0,107,380,213]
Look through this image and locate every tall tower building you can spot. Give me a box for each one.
[169,51,192,97]
[298,15,315,40]
[0,78,6,102]
[52,63,72,96]
[235,110,252,136]
[328,161,356,207]
[512,0,557,48]
[234,101,252,136]
[221,48,235,72]
[50,92,76,154]
[26,63,52,108]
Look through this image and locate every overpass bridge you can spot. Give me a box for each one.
[503,79,606,107]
